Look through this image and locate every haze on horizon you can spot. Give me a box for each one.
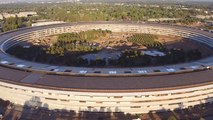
[0,0,213,3]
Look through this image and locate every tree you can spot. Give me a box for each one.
[2,16,28,32]
[167,116,177,120]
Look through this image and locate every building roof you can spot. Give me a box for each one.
[0,65,213,92]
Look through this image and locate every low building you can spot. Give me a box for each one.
[16,12,37,18]
[0,14,3,20]
[205,20,213,25]
[148,18,181,22]
[195,15,213,19]
[0,12,37,19]
[181,7,189,10]
[31,21,66,27]
[2,13,16,18]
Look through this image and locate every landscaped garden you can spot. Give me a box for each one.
[7,29,210,67]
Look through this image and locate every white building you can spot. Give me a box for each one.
[195,15,213,19]
[148,18,181,22]
[16,12,37,18]
[0,22,213,114]
[0,14,3,20]
[31,21,66,27]
[0,12,37,19]
[1,13,16,18]
[205,20,213,26]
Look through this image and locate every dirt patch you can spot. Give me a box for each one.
[31,35,58,46]
[157,35,183,43]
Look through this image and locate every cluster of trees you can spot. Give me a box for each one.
[0,98,10,108]
[158,17,200,25]
[26,4,201,23]
[56,29,111,43]
[2,17,24,32]
[1,17,32,32]
[46,29,111,56]
[7,29,112,66]
[0,3,207,33]
[46,40,101,56]
[6,45,46,61]
[178,17,200,25]
[7,45,202,67]
[127,34,163,49]
[7,45,90,66]
[78,29,112,41]
[6,29,203,67]
[116,50,152,66]
[113,48,202,67]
